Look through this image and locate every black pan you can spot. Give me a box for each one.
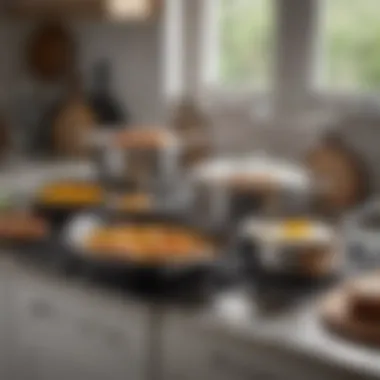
[33,179,101,228]
[33,179,157,230]
[62,210,231,297]
[236,235,340,290]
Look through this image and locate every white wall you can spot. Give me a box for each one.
[0,18,164,130]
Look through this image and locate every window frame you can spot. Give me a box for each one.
[163,0,380,123]
[312,0,380,99]
[199,0,277,99]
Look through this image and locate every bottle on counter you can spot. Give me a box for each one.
[89,59,127,126]
[52,72,97,158]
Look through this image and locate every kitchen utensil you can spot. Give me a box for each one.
[52,72,97,157]
[343,199,380,267]
[306,133,370,217]
[89,59,126,124]
[34,180,103,227]
[321,274,380,347]
[34,179,156,228]
[238,217,341,279]
[190,156,312,229]
[27,22,76,82]
[91,128,181,193]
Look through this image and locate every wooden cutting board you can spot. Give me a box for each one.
[321,277,380,347]
[27,22,75,82]
[306,134,370,216]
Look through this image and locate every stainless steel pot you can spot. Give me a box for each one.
[88,129,182,193]
[189,155,313,230]
[238,217,339,277]
[344,199,380,266]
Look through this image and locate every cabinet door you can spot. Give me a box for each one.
[11,270,147,380]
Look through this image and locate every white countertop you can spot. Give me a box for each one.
[201,289,380,379]
[0,160,379,380]
[0,159,96,195]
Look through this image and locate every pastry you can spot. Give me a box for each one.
[348,274,380,323]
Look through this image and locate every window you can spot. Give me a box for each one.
[214,0,275,89]
[319,0,380,92]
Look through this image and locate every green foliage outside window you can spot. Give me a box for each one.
[323,0,380,90]
[218,0,274,87]
[218,0,380,91]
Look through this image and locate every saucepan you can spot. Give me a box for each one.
[189,155,313,231]
[87,128,182,194]
[236,216,341,285]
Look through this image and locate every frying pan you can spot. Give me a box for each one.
[62,210,229,297]
[235,218,341,293]
[33,180,104,228]
[33,179,158,229]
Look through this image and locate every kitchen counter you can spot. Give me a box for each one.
[199,290,380,380]
[0,249,378,380]
[0,160,378,380]
[0,159,95,193]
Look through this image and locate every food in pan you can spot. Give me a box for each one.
[116,194,152,212]
[114,129,174,150]
[37,182,103,207]
[280,219,314,242]
[227,175,274,192]
[244,218,337,276]
[85,225,214,264]
[348,274,380,323]
[247,219,332,245]
[0,213,49,241]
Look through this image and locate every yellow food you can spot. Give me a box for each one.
[38,182,103,206]
[281,219,313,240]
[86,225,214,264]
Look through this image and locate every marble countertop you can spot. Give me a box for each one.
[201,289,380,379]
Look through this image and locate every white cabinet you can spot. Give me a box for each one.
[10,269,148,380]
